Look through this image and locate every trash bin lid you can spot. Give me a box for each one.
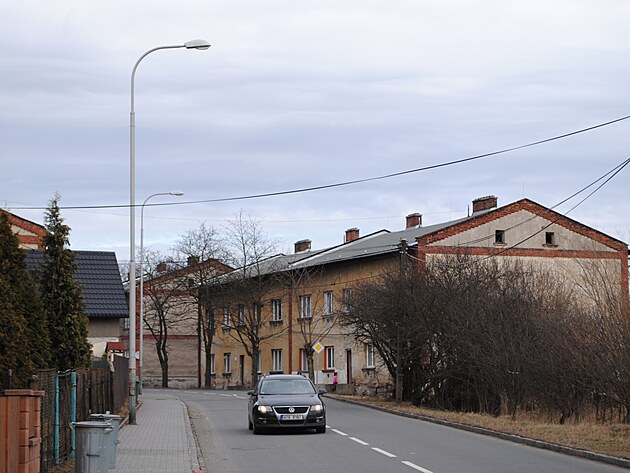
[91,413,122,420]
[74,421,112,429]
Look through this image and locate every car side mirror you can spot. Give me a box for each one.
[247,390,256,397]
[318,388,327,394]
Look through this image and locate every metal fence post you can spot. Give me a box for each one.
[54,374,59,465]
[71,371,77,459]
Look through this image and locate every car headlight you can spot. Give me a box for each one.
[310,404,323,413]
[257,405,272,414]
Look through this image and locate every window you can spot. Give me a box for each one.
[495,229,506,244]
[237,304,245,326]
[545,231,556,246]
[223,308,231,327]
[366,344,375,368]
[299,295,312,319]
[272,299,282,322]
[299,349,308,372]
[272,349,282,372]
[325,346,335,370]
[323,291,334,316]
[223,353,231,374]
[342,288,353,312]
[210,354,216,375]
[253,303,261,322]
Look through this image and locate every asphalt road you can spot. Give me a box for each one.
[179,389,627,473]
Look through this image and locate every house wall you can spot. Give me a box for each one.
[210,255,395,390]
[421,204,628,301]
[88,318,121,339]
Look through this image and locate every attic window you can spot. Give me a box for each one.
[545,231,556,246]
[495,230,506,245]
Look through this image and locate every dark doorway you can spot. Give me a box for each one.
[346,349,352,386]
[239,355,245,386]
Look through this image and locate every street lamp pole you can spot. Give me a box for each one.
[128,40,209,424]
[139,191,184,395]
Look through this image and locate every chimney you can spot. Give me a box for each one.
[187,256,199,267]
[156,262,168,273]
[405,213,422,229]
[294,239,312,253]
[472,195,498,213]
[345,228,360,243]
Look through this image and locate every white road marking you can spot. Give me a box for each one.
[331,428,348,436]
[349,437,369,446]
[219,393,233,397]
[372,447,397,458]
[401,461,434,473]
[233,394,246,399]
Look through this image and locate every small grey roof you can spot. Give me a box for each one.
[25,250,128,319]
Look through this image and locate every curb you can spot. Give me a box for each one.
[328,395,630,470]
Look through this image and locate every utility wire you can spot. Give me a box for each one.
[7,114,630,211]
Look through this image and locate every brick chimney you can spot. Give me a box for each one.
[187,256,199,267]
[345,228,360,243]
[405,213,422,228]
[156,262,168,273]
[472,195,498,213]
[294,239,312,253]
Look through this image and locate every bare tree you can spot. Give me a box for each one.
[279,266,340,382]
[209,212,285,387]
[141,250,194,387]
[172,223,232,387]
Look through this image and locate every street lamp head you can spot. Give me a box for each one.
[184,39,211,50]
[170,191,185,197]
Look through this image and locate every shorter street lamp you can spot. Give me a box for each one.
[138,191,184,393]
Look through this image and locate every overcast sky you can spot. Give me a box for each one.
[2,1,629,265]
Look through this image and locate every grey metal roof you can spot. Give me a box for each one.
[222,212,482,279]
[25,250,128,319]
[288,214,476,269]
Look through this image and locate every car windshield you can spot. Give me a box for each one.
[259,379,316,395]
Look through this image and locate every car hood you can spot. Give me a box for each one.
[257,394,321,405]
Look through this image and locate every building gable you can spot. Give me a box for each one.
[1,209,47,249]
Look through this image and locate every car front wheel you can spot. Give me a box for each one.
[316,425,326,434]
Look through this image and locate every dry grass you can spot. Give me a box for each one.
[338,395,630,460]
[48,460,73,473]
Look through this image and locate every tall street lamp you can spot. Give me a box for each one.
[128,39,209,424]
[139,191,184,395]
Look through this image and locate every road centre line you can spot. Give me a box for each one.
[401,461,434,473]
[331,425,434,473]
[372,447,397,458]
[350,437,369,446]
[331,428,348,436]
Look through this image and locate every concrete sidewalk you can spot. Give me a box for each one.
[110,389,202,473]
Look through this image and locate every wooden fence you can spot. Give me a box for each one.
[0,355,129,473]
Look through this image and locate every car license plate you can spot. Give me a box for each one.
[280,414,303,421]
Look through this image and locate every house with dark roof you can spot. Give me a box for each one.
[206,195,628,392]
[25,250,129,357]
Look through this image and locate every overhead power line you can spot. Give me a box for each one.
[7,114,630,211]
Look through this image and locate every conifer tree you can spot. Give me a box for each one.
[40,195,91,370]
[0,212,50,389]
